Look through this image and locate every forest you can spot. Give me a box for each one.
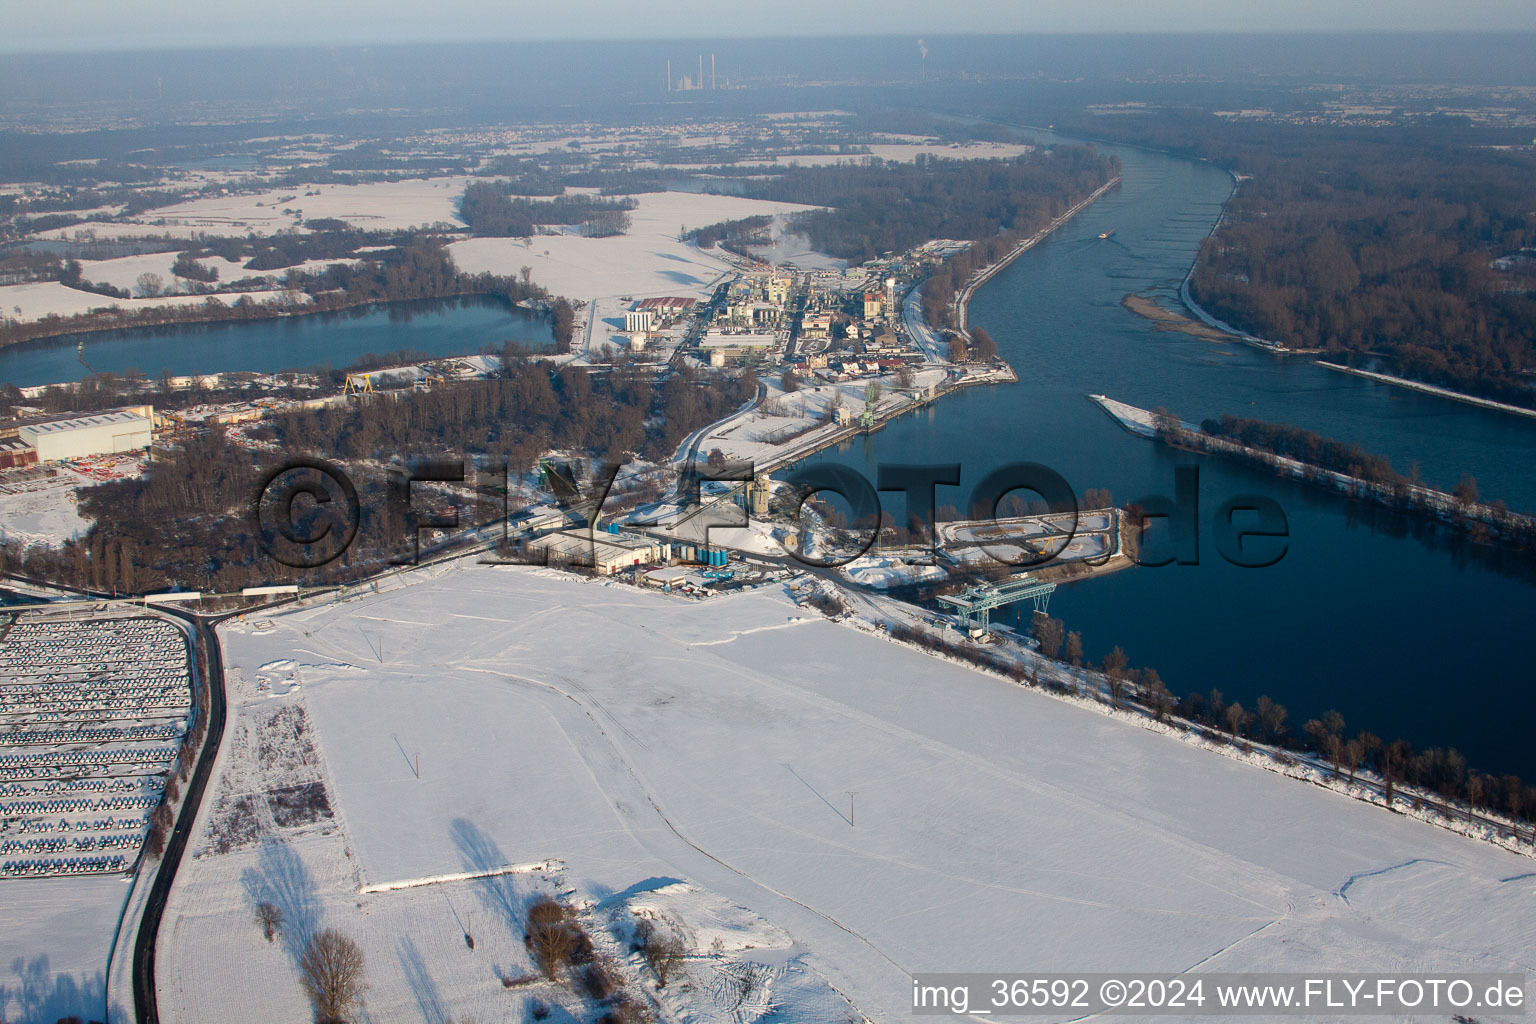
[1073,113,1536,405]
[457,182,636,238]
[682,214,772,257]
[735,146,1118,264]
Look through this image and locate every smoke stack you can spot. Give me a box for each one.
[711,53,716,89]
[667,60,671,92]
[699,55,703,90]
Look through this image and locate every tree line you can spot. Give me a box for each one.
[682,214,772,257]
[1180,413,1536,555]
[734,147,1118,265]
[458,182,636,238]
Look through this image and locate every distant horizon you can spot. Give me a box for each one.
[6,0,1535,56]
[10,28,1536,58]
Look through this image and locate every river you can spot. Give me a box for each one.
[804,133,1536,778]
[0,296,554,388]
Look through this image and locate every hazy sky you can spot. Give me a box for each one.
[8,0,1536,52]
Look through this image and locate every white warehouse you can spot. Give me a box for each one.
[19,411,153,462]
[525,530,659,574]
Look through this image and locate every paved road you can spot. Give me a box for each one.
[131,611,229,1024]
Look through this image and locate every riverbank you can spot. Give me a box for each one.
[952,175,1122,337]
[1091,393,1536,545]
[1120,292,1234,343]
[1316,360,1536,421]
[1169,173,1323,355]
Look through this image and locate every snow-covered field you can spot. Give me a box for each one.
[0,457,145,546]
[159,564,1535,1022]
[38,178,476,242]
[0,473,92,547]
[449,192,819,302]
[0,281,298,326]
[0,874,128,1023]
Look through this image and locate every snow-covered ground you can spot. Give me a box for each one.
[0,457,144,546]
[160,564,1535,1022]
[0,874,129,1023]
[448,192,819,303]
[38,178,476,242]
[0,473,92,547]
[0,281,299,326]
[841,554,946,588]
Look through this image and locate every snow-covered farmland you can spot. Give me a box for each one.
[38,178,477,242]
[0,280,299,326]
[448,192,821,302]
[160,565,1535,1022]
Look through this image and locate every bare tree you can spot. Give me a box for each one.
[298,928,367,1024]
[781,367,800,392]
[1453,473,1479,508]
[1340,739,1363,784]
[1141,669,1173,721]
[1254,695,1288,744]
[969,326,998,361]
[525,896,579,981]
[1064,631,1083,669]
[135,272,165,298]
[256,902,283,943]
[1380,739,1412,807]
[145,801,173,858]
[1465,773,1486,824]
[1032,613,1063,661]
[1100,646,1129,707]
[1223,701,1250,739]
[636,919,685,987]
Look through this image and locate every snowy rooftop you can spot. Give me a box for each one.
[20,411,152,436]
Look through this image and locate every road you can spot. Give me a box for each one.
[130,611,228,1024]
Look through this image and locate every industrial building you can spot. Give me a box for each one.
[17,411,153,462]
[701,330,777,362]
[624,308,657,333]
[0,439,38,469]
[524,530,660,574]
[634,296,697,316]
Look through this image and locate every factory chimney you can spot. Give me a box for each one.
[712,53,716,89]
[666,60,671,92]
[698,55,703,90]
